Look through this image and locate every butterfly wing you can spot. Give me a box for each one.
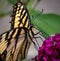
[17,29,31,60]
[6,29,26,61]
[0,2,44,61]
[0,27,33,61]
[10,2,31,29]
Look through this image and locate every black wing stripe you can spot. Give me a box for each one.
[24,39,28,58]
[5,31,10,40]
[7,29,16,46]
[14,28,23,55]
[20,28,27,59]
[14,28,21,48]
[25,40,31,57]
[23,14,28,27]
[18,10,26,26]
[21,40,27,59]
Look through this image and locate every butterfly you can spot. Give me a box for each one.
[0,2,43,61]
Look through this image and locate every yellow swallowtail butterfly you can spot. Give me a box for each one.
[0,2,43,61]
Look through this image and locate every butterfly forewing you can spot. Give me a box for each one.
[11,2,31,29]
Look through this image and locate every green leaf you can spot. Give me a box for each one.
[27,0,31,2]
[27,0,33,9]
[30,9,60,37]
[7,0,17,5]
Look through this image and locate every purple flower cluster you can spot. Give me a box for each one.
[33,34,60,61]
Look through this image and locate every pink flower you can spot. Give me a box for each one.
[33,34,60,61]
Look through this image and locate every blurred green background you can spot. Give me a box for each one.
[0,0,60,38]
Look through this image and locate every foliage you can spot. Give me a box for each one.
[30,9,60,36]
[7,0,17,5]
